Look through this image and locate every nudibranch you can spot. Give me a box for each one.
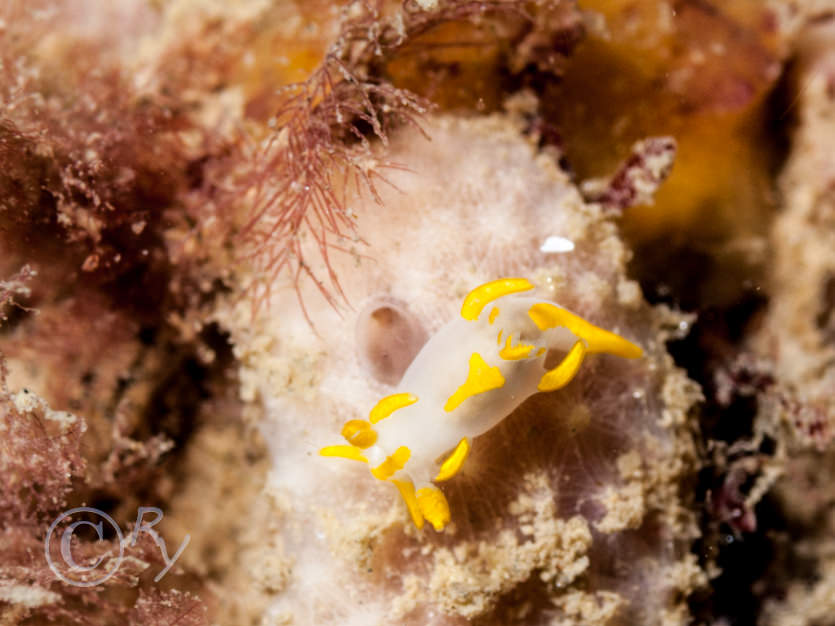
[321,278,643,531]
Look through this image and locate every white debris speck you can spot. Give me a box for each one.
[540,236,576,253]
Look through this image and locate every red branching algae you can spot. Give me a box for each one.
[233,0,579,314]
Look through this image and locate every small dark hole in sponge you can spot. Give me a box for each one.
[356,298,428,386]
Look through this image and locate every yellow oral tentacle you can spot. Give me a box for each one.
[460,278,534,321]
[392,479,424,529]
[319,445,368,463]
[435,437,470,482]
[538,340,587,391]
[369,393,418,424]
[416,486,451,531]
[528,302,642,359]
[488,306,500,324]
[444,352,505,412]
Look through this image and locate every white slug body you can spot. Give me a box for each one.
[321,278,643,531]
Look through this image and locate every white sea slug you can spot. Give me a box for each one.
[321,278,643,531]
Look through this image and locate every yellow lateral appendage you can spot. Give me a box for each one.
[320,445,368,463]
[416,486,451,531]
[460,278,534,321]
[435,438,470,481]
[392,479,424,529]
[369,393,418,424]
[538,340,586,391]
